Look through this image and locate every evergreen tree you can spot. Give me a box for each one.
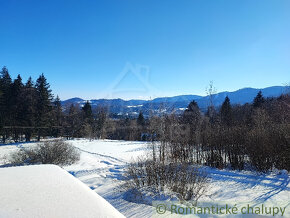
[81,101,94,139]
[183,100,201,125]
[21,77,37,141]
[11,75,24,123]
[52,95,63,137]
[0,67,12,142]
[253,91,265,108]
[66,104,79,138]
[220,96,232,126]
[82,101,93,123]
[137,111,145,140]
[10,75,24,141]
[183,100,202,149]
[137,111,145,126]
[35,73,53,140]
[53,96,62,124]
[95,107,107,139]
[0,66,12,87]
[0,67,12,118]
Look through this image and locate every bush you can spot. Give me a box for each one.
[10,140,80,166]
[123,158,208,203]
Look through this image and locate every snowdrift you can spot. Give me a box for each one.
[0,165,125,218]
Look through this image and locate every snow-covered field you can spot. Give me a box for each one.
[0,139,289,217]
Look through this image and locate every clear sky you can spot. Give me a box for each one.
[0,0,289,100]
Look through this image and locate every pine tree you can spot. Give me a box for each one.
[137,111,145,126]
[0,67,12,142]
[53,96,62,124]
[95,107,107,139]
[66,104,80,138]
[82,101,93,123]
[10,75,24,141]
[253,91,265,108]
[136,111,145,140]
[0,66,12,87]
[21,77,37,141]
[52,95,63,137]
[183,100,201,125]
[220,96,232,126]
[35,73,53,140]
[11,75,24,121]
[183,100,202,150]
[81,101,94,139]
[0,67,12,118]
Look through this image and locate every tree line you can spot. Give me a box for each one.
[0,67,55,142]
[1,66,289,171]
[0,67,103,142]
[0,66,147,142]
[142,91,290,172]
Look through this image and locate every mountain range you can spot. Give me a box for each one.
[61,86,288,116]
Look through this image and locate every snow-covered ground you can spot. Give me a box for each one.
[0,139,289,217]
[0,164,125,218]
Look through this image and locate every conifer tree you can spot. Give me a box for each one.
[137,111,145,126]
[95,107,107,139]
[52,95,62,137]
[0,67,12,142]
[21,77,37,141]
[66,104,80,138]
[10,75,24,140]
[253,91,265,108]
[0,67,12,117]
[11,75,24,122]
[35,73,53,140]
[183,100,201,126]
[82,101,93,123]
[220,96,232,126]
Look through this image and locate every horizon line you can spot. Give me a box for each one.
[61,84,288,101]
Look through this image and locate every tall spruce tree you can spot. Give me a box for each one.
[52,95,62,137]
[82,101,93,123]
[253,91,265,108]
[21,77,37,141]
[0,67,12,142]
[11,75,24,123]
[183,100,202,149]
[137,111,145,126]
[66,104,81,138]
[35,73,53,140]
[220,96,232,126]
[183,100,201,126]
[10,75,24,141]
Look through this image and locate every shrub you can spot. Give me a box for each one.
[123,158,208,204]
[10,140,80,166]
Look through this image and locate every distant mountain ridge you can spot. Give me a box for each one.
[62,86,288,116]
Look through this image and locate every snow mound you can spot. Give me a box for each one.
[0,165,125,218]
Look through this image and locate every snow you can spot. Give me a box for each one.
[0,164,125,218]
[127,105,143,108]
[0,139,289,217]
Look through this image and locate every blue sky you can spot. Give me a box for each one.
[0,0,289,100]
